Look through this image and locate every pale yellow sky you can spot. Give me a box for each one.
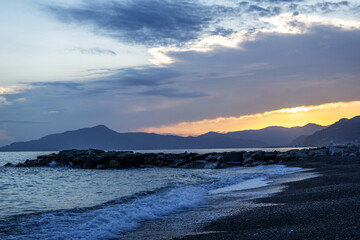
[138,100,360,136]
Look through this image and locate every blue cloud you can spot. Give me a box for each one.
[103,67,180,87]
[28,81,82,90]
[21,66,207,99]
[0,120,47,124]
[46,0,219,46]
[139,88,208,98]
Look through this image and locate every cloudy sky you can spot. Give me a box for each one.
[1,0,360,145]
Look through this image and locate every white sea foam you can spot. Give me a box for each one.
[1,162,303,240]
[4,186,207,240]
[209,177,270,194]
[209,165,300,194]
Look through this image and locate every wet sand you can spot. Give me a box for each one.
[119,163,320,239]
[174,156,360,240]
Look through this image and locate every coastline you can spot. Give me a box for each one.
[118,156,360,240]
[3,148,360,239]
[173,156,360,240]
[118,165,319,240]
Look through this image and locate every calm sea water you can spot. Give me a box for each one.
[0,149,303,240]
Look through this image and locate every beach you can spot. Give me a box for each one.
[120,156,360,240]
[2,151,360,239]
[175,156,360,240]
[0,150,305,240]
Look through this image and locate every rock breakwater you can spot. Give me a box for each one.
[4,145,360,169]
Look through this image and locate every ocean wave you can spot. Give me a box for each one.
[0,165,302,240]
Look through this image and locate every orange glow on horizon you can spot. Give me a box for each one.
[137,100,360,136]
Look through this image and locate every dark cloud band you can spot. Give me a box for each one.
[46,0,217,46]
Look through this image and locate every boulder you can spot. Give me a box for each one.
[220,163,232,168]
[142,154,157,165]
[179,163,192,169]
[224,151,244,162]
[251,151,264,160]
[205,154,217,162]
[96,164,107,169]
[216,154,227,163]
[242,157,254,165]
[178,152,192,161]
[109,160,121,168]
[263,152,277,160]
[264,160,276,165]
[227,161,242,166]
[193,153,211,161]
[204,161,220,169]
[87,149,105,155]
[276,153,292,162]
[329,146,345,156]
[313,149,329,158]
[251,160,263,166]
[169,158,188,168]
[190,160,207,169]
[4,162,13,167]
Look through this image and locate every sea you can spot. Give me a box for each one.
[0,148,309,240]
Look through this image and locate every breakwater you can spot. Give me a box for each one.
[4,145,360,169]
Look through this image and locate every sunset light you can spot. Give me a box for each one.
[139,101,360,136]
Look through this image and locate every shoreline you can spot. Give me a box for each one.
[118,165,319,240]
[172,157,360,240]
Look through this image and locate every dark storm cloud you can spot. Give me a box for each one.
[45,0,220,46]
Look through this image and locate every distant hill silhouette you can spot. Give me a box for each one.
[198,124,325,146]
[0,123,324,151]
[291,116,360,146]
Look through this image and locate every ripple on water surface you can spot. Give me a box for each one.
[0,151,303,239]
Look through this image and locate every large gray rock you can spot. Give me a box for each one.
[205,154,217,162]
[251,160,264,166]
[329,146,346,156]
[251,151,264,160]
[242,157,254,165]
[191,160,207,169]
[263,152,277,160]
[227,161,242,166]
[276,152,291,161]
[169,158,188,168]
[204,161,220,169]
[142,153,157,165]
[313,149,328,157]
[193,153,212,161]
[109,160,121,168]
[224,151,244,162]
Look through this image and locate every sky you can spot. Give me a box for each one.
[0,0,360,145]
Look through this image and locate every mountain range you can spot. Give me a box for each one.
[291,116,360,146]
[0,123,327,151]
